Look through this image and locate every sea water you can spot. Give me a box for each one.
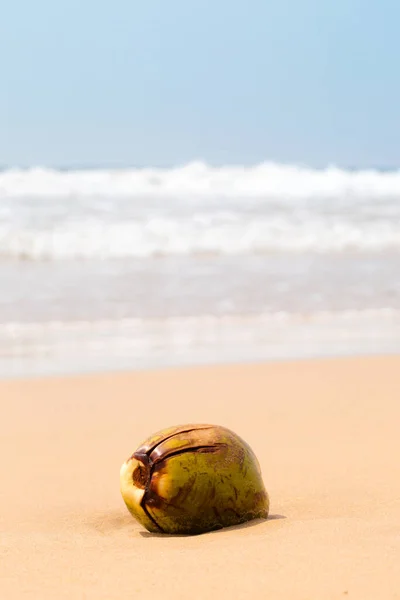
[1,161,399,377]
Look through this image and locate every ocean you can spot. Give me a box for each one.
[1,161,399,377]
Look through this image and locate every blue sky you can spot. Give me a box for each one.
[1,0,399,167]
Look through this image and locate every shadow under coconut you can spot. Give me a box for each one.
[139,514,287,538]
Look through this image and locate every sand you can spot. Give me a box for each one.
[1,355,399,599]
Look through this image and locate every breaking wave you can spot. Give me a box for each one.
[0,162,399,259]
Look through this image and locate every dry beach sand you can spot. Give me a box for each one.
[1,355,399,599]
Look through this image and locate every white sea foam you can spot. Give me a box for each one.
[2,161,400,198]
[0,162,399,259]
[1,309,399,378]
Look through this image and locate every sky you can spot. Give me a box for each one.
[1,0,400,168]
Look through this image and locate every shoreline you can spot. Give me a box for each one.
[1,349,400,382]
[2,307,399,380]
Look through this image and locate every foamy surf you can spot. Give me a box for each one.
[0,162,399,259]
[2,161,400,198]
[1,161,399,376]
